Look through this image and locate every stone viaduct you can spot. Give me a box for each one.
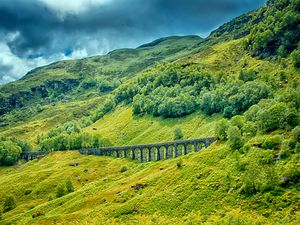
[20,137,218,163]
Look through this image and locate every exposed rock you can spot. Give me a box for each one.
[131,183,146,191]
[69,162,79,167]
[32,212,45,218]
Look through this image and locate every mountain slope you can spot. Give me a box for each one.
[0,1,300,224]
[0,148,299,225]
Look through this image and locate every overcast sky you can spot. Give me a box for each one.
[0,0,265,85]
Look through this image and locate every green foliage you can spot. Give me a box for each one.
[215,119,229,141]
[66,178,74,193]
[242,121,257,137]
[91,97,116,122]
[174,127,183,140]
[3,195,17,213]
[240,161,262,195]
[227,126,244,150]
[291,126,300,143]
[291,49,300,68]
[246,0,300,58]
[38,133,112,152]
[262,135,282,150]
[255,102,299,132]
[238,70,257,82]
[0,141,22,166]
[56,184,67,198]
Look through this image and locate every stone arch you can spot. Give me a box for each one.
[186,143,195,154]
[176,144,185,157]
[141,147,149,162]
[196,142,206,151]
[149,147,158,161]
[158,146,166,160]
[132,148,141,161]
[166,145,175,159]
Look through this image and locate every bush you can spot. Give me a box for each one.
[56,184,67,198]
[240,162,262,195]
[176,159,183,169]
[0,141,22,166]
[227,126,244,150]
[260,166,279,192]
[3,195,17,213]
[174,127,183,140]
[66,179,74,193]
[262,135,282,150]
[291,49,300,68]
[291,126,300,143]
[242,122,257,137]
[257,103,290,132]
[215,119,229,141]
[239,70,257,82]
[120,166,128,173]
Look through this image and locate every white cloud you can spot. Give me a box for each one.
[38,0,113,14]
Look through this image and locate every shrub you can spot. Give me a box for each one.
[230,115,245,130]
[215,119,229,141]
[176,159,183,169]
[260,166,279,192]
[291,126,300,143]
[227,126,244,150]
[0,141,22,166]
[56,184,67,198]
[239,70,257,82]
[174,127,183,140]
[3,195,17,213]
[242,122,257,137]
[240,162,262,195]
[257,103,290,132]
[120,166,128,173]
[66,179,74,193]
[262,135,282,150]
[291,49,300,68]
[280,140,292,159]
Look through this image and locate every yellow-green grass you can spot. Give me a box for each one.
[83,106,221,146]
[0,144,299,224]
[0,96,104,144]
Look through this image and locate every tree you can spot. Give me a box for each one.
[257,103,289,132]
[66,179,74,193]
[227,126,244,150]
[239,70,257,82]
[3,195,17,213]
[56,184,67,198]
[174,127,183,140]
[215,119,229,141]
[291,49,300,68]
[0,141,22,166]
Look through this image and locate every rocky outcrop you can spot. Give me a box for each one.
[0,78,80,115]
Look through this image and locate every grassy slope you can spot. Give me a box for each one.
[83,106,219,146]
[1,37,296,145]
[0,147,299,225]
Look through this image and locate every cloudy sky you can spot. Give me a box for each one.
[0,0,265,85]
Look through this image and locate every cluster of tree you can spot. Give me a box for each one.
[114,64,273,119]
[91,96,116,122]
[0,137,32,166]
[245,0,300,60]
[216,98,300,151]
[38,133,112,152]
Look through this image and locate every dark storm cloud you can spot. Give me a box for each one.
[0,0,265,84]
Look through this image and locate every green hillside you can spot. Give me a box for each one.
[0,0,300,224]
